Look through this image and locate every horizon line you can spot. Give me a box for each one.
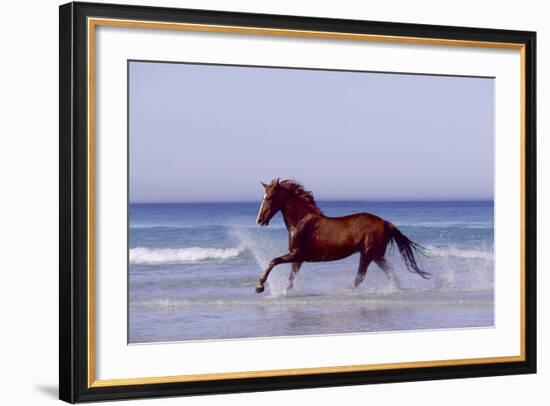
[129,198,495,204]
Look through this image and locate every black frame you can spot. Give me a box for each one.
[60,1,537,403]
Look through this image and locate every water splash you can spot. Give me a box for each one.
[231,227,294,296]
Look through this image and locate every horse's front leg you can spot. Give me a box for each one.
[286,262,303,292]
[256,251,301,293]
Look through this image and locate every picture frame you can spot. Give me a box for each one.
[59,1,536,403]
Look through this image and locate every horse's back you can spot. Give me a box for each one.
[298,213,387,261]
[322,212,386,231]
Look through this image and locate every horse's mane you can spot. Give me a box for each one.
[279,180,323,215]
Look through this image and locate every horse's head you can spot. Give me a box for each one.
[257,179,283,226]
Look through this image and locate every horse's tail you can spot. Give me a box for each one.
[385,222,431,279]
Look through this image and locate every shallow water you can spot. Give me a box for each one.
[129,201,494,343]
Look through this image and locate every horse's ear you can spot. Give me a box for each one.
[261,181,268,189]
[276,178,280,186]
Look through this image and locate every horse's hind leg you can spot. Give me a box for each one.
[353,253,372,288]
[376,258,401,289]
[286,262,303,292]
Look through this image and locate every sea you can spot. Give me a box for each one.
[128,201,494,343]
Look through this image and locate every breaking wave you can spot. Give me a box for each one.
[130,246,244,265]
[395,220,493,229]
[426,246,493,260]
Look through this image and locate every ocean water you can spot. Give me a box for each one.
[129,201,494,343]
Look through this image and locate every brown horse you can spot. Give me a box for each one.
[255,179,430,293]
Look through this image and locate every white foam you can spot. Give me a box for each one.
[129,246,243,265]
[395,220,493,229]
[133,289,494,310]
[427,246,494,260]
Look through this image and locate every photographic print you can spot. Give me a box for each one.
[128,61,495,344]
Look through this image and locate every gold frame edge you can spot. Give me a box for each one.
[86,17,527,388]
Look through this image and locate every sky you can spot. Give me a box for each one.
[129,61,494,202]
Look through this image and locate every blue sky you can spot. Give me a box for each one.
[129,61,494,202]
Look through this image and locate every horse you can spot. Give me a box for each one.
[254,179,430,293]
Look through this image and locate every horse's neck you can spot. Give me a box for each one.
[281,199,318,230]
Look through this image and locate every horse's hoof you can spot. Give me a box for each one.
[255,285,265,293]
